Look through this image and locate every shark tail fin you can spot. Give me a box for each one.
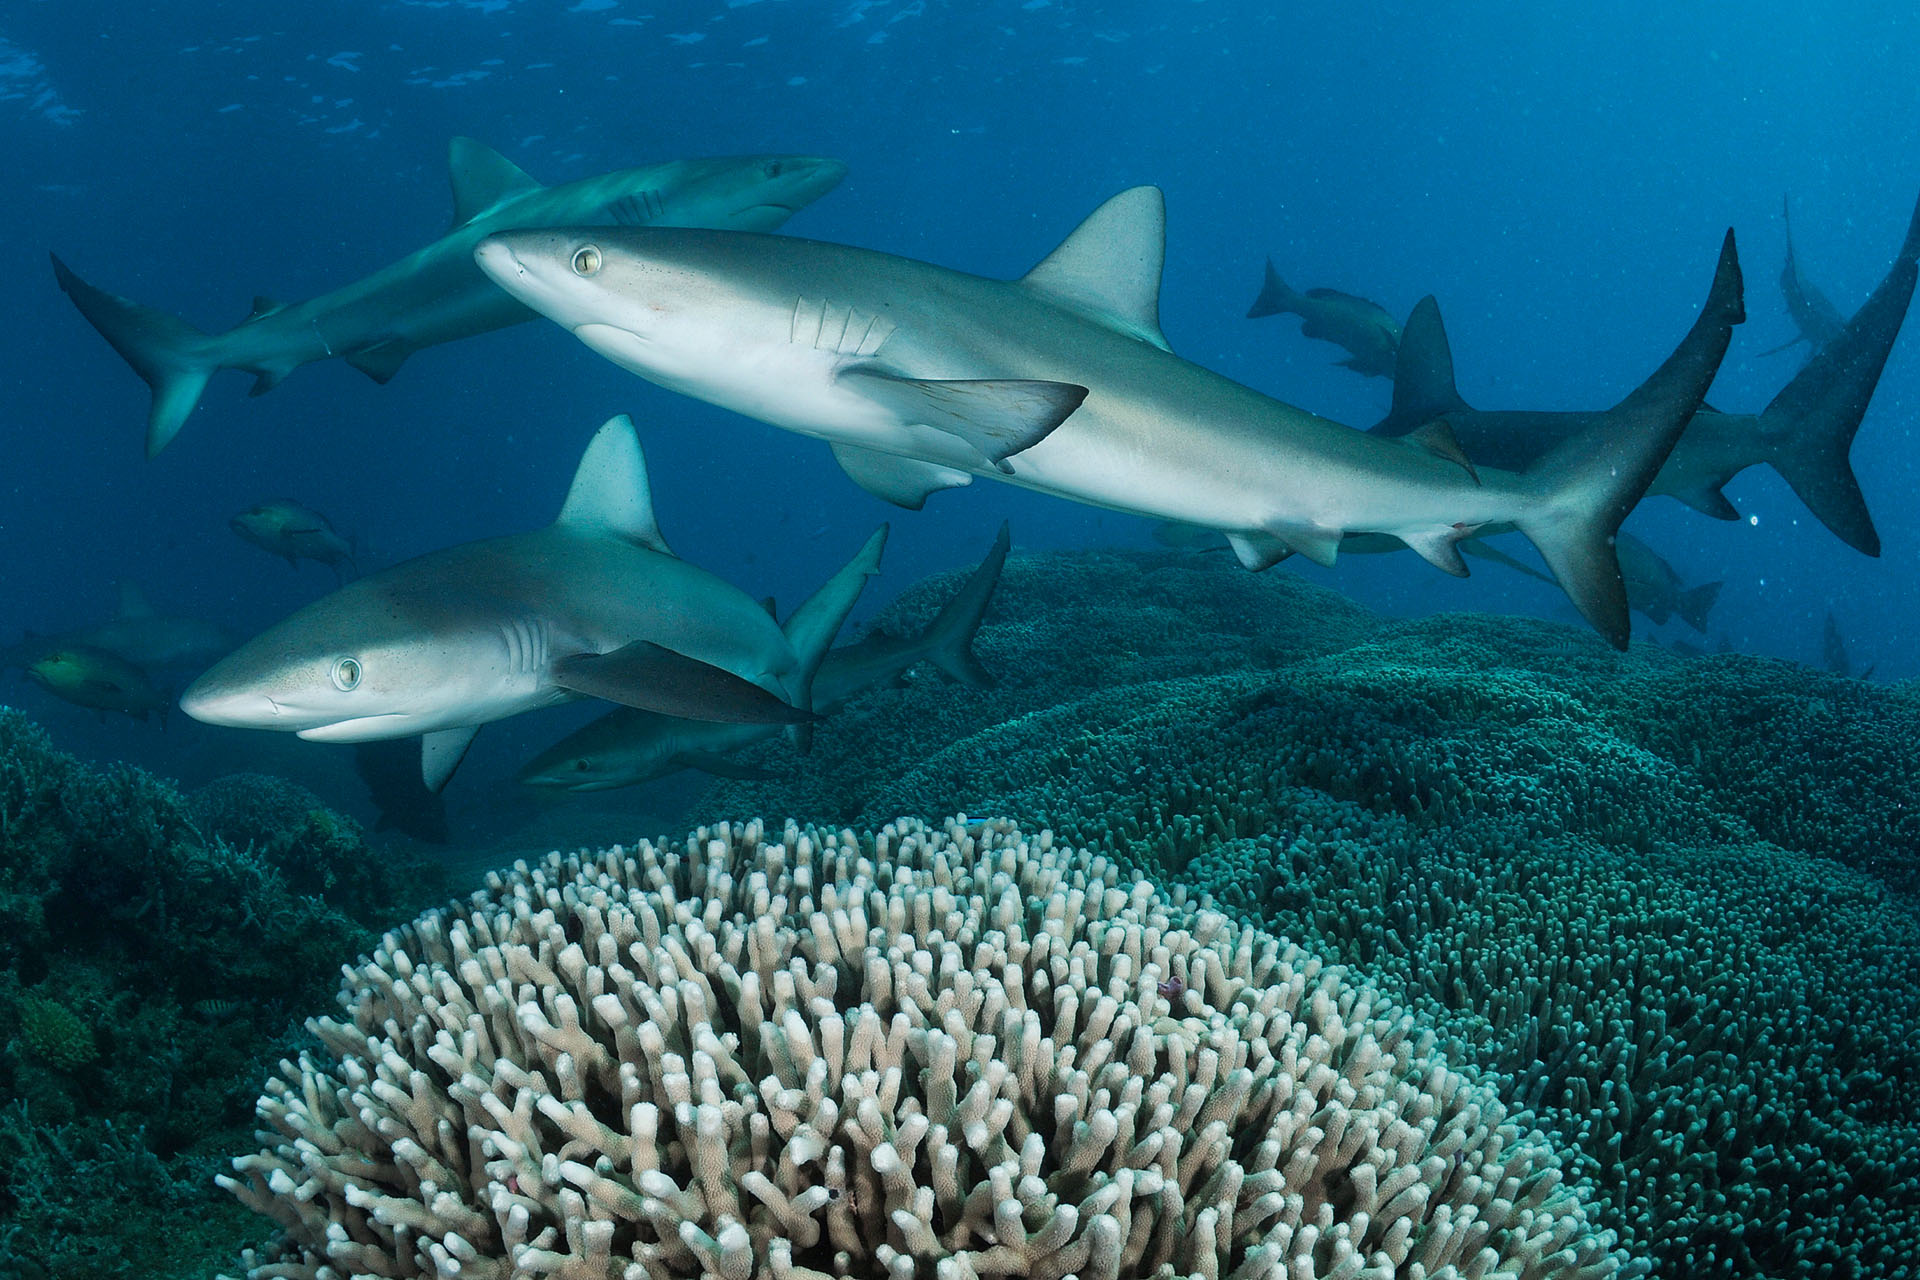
[51,254,221,458]
[780,526,890,719]
[1246,258,1301,319]
[1677,581,1723,634]
[1764,422,1881,556]
[1514,230,1744,649]
[919,522,1010,687]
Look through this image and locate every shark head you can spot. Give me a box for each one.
[594,155,847,232]
[178,575,551,742]
[516,716,675,791]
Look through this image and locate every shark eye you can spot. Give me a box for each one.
[571,245,603,277]
[331,657,363,692]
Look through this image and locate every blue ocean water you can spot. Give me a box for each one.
[4,0,1917,835]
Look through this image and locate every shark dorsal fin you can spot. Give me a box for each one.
[556,415,672,554]
[1020,186,1172,352]
[1378,295,1472,434]
[115,580,154,619]
[447,137,543,228]
[247,296,288,322]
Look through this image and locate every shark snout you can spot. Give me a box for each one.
[474,235,529,282]
[178,672,286,728]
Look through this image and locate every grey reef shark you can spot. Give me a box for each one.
[52,139,847,456]
[180,415,887,790]
[474,187,1744,649]
[1245,260,1402,378]
[1,581,234,675]
[1459,533,1723,635]
[1372,188,1920,559]
[1760,193,1847,358]
[519,520,1008,791]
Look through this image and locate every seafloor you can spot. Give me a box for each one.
[3,545,1916,1279]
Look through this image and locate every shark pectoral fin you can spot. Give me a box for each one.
[1404,419,1480,484]
[447,137,543,227]
[837,368,1088,468]
[421,725,480,793]
[1401,527,1474,578]
[830,442,973,509]
[553,642,813,725]
[1224,530,1295,572]
[677,750,782,781]
[344,341,417,385]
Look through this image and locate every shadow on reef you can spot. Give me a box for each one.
[0,710,450,1280]
[695,547,1920,1280]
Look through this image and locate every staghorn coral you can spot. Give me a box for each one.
[221,816,1629,1280]
[696,549,1920,1279]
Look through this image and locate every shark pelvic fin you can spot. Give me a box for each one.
[447,137,543,228]
[248,360,299,397]
[1224,529,1305,571]
[1021,186,1173,351]
[837,368,1088,469]
[1375,296,1473,436]
[553,641,813,724]
[421,724,480,792]
[344,341,417,385]
[556,415,673,554]
[830,442,974,509]
[1401,527,1473,577]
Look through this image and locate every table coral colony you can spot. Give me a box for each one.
[221,817,1625,1280]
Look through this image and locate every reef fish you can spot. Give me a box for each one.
[231,499,358,581]
[1245,259,1401,379]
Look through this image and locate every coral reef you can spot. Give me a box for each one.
[223,816,1628,1279]
[696,548,1920,1280]
[0,708,448,1280]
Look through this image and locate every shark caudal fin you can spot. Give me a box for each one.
[1245,258,1303,319]
[1515,231,1745,649]
[916,521,1010,687]
[781,525,890,712]
[1752,189,1920,558]
[1677,581,1724,634]
[51,254,220,458]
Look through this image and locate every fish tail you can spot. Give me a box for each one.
[51,253,221,458]
[917,522,1010,687]
[1245,257,1301,319]
[779,525,889,735]
[1515,230,1744,649]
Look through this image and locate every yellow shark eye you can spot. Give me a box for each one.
[331,657,362,691]
[572,245,603,276]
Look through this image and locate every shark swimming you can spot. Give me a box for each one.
[179,415,887,789]
[475,187,1744,648]
[1372,187,1920,558]
[2,582,235,676]
[53,139,847,457]
[1245,259,1402,378]
[1762,193,1846,358]
[519,521,1008,791]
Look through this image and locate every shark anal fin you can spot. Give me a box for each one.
[1401,527,1473,577]
[553,641,812,725]
[248,360,299,397]
[1224,530,1295,571]
[838,368,1088,467]
[421,724,480,793]
[447,137,542,227]
[830,442,973,509]
[344,341,417,385]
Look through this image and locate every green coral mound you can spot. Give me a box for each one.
[0,708,449,1280]
[697,547,1920,1280]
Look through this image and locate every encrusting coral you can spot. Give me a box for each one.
[221,816,1631,1279]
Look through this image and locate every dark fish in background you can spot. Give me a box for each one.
[231,499,359,581]
[1758,194,1847,358]
[518,523,1010,792]
[1373,187,1920,558]
[1,581,234,674]
[352,738,450,844]
[50,141,849,457]
[1822,611,1874,680]
[25,644,171,723]
[1246,258,1402,378]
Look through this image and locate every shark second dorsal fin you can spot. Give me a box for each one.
[1375,295,1473,436]
[556,416,672,554]
[115,580,154,619]
[1020,186,1172,351]
[447,137,543,228]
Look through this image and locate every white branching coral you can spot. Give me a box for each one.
[221,816,1630,1280]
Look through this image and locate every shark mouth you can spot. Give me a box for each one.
[295,713,415,743]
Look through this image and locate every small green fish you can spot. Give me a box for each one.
[26,645,171,723]
[231,499,359,581]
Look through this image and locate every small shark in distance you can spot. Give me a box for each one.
[1760,194,1847,358]
[53,140,847,457]
[231,499,358,581]
[1245,259,1402,378]
[180,415,887,790]
[1373,188,1920,558]
[2,581,234,675]
[1460,533,1723,634]
[519,521,1008,791]
[475,188,1744,648]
